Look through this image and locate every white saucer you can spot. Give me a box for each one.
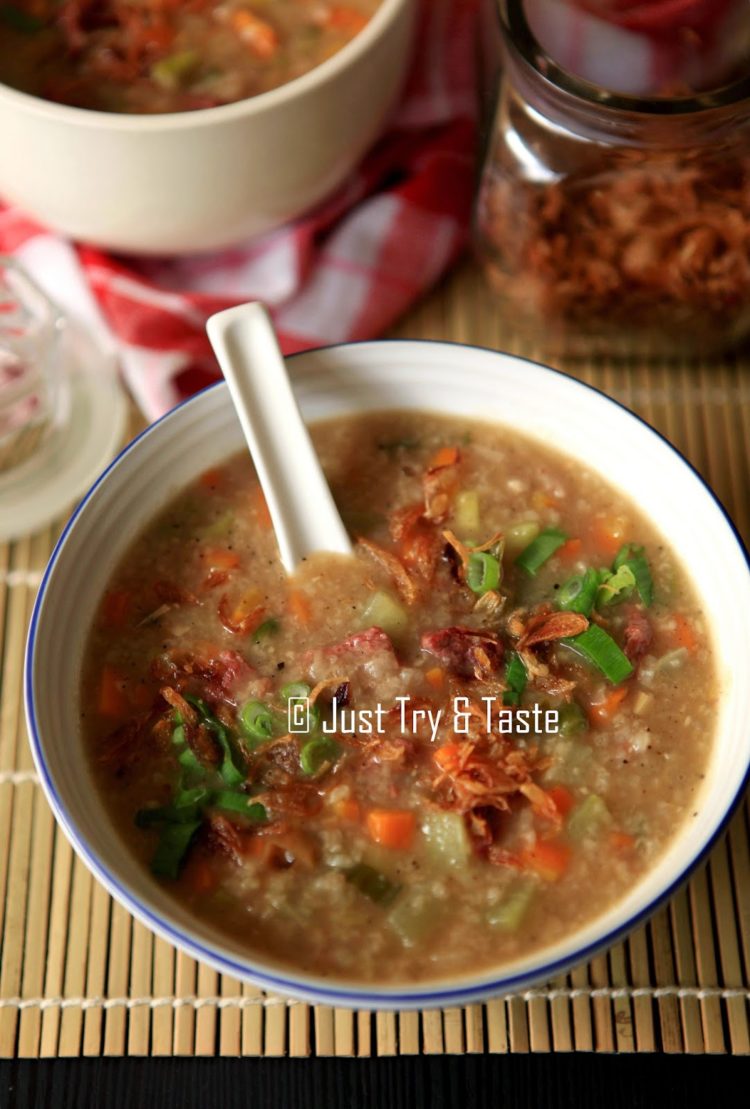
[0,319,127,542]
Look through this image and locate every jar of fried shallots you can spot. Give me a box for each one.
[475,0,750,357]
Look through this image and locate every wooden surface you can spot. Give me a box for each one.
[0,262,749,1057]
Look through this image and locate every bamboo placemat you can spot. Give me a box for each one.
[1,263,749,1058]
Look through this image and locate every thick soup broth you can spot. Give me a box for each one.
[82,411,716,982]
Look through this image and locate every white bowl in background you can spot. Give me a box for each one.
[0,0,416,254]
[24,340,750,1009]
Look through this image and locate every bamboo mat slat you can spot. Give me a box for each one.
[0,263,749,1057]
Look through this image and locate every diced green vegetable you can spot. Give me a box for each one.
[135,788,208,828]
[467,551,501,595]
[151,50,200,90]
[345,863,400,905]
[388,890,442,947]
[613,544,653,606]
[421,811,471,867]
[0,3,43,32]
[150,821,201,879]
[240,700,275,743]
[505,519,541,556]
[558,568,600,616]
[515,528,567,576]
[596,563,635,609]
[300,736,340,776]
[361,590,409,638]
[280,681,311,702]
[200,510,234,539]
[453,490,480,537]
[486,880,536,931]
[253,618,279,642]
[563,625,633,684]
[212,792,267,822]
[557,701,588,738]
[503,651,528,707]
[567,794,611,841]
[184,695,245,787]
[654,647,688,672]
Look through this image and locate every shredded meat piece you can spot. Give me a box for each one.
[322,626,396,660]
[421,626,503,680]
[622,606,653,664]
[151,648,256,702]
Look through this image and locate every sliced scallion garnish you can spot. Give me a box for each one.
[613,544,653,606]
[515,528,567,576]
[466,551,501,595]
[150,821,201,879]
[503,651,528,706]
[562,624,633,684]
[558,568,600,616]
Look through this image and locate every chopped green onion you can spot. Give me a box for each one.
[453,490,480,537]
[299,736,340,776]
[361,590,409,637]
[596,563,635,609]
[558,568,600,616]
[253,618,279,642]
[562,625,633,684]
[557,701,588,738]
[345,863,400,905]
[212,792,267,822]
[240,700,274,742]
[613,544,653,606]
[503,651,528,706]
[150,821,201,879]
[135,788,208,828]
[280,681,311,703]
[185,695,244,787]
[515,528,567,576]
[466,551,501,595]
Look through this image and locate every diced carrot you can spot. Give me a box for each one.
[184,857,218,896]
[520,839,571,882]
[199,467,222,490]
[588,686,629,728]
[366,809,416,850]
[288,589,312,626]
[589,515,628,560]
[100,589,130,629]
[253,485,272,531]
[610,830,636,853]
[424,666,445,690]
[230,10,279,57]
[98,665,128,718]
[323,6,369,33]
[334,797,361,823]
[546,784,575,819]
[428,445,460,470]
[669,613,698,654]
[201,546,240,573]
[557,538,582,562]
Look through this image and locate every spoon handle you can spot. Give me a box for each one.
[206,302,352,575]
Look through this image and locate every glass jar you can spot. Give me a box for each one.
[475,0,750,358]
[0,257,67,473]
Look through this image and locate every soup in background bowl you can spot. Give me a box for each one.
[25,341,750,1009]
[0,0,415,252]
[0,1,383,114]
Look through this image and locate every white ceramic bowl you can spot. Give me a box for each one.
[0,0,415,254]
[25,341,750,1009]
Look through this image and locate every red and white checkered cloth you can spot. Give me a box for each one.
[0,0,479,420]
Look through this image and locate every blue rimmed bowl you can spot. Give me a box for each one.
[24,340,750,1009]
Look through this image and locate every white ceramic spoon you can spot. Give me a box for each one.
[206,302,352,574]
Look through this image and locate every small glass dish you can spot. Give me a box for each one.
[0,257,68,474]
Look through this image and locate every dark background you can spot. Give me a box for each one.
[1,1055,746,1108]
